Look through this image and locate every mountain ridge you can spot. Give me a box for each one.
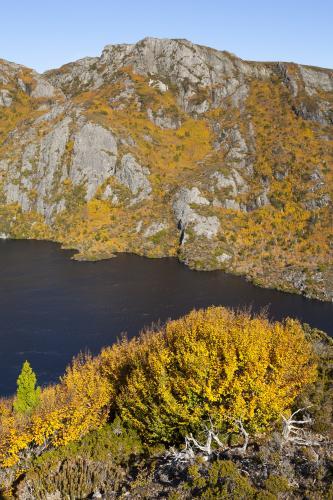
[0,37,332,300]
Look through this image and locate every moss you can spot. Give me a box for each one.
[264,475,291,495]
[188,460,256,499]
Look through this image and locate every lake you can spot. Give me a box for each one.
[0,239,332,396]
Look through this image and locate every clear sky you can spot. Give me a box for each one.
[1,0,332,73]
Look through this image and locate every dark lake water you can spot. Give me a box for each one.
[0,239,332,396]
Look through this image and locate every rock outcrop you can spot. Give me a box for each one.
[173,187,220,240]
[115,154,151,203]
[71,122,118,200]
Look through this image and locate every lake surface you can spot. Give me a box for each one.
[0,239,332,396]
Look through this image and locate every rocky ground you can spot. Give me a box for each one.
[0,37,332,300]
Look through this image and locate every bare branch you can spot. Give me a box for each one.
[281,407,321,447]
[234,419,249,454]
[167,420,227,464]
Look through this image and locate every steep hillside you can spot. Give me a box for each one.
[0,38,332,300]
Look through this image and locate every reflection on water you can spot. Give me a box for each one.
[0,239,332,395]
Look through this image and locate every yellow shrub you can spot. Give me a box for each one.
[0,401,32,467]
[53,354,111,446]
[0,355,111,468]
[110,307,316,443]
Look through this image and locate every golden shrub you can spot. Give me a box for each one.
[0,355,111,467]
[111,307,317,442]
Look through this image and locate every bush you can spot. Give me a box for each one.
[0,354,111,467]
[102,307,317,443]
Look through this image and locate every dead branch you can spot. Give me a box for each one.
[234,419,249,454]
[166,421,227,465]
[166,418,251,465]
[281,407,321,447]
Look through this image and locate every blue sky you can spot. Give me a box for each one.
[1,0,332,72]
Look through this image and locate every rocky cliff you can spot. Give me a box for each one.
[0,37,332,300]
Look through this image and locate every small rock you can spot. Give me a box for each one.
[147,108,181,129]
[148,79,168,93]
[217,253,232,264]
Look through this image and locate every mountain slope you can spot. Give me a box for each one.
[0,37,332,300]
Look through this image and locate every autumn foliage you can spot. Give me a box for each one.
[103,307,317,442]
[0,307,317,467]
[0,355,110,467]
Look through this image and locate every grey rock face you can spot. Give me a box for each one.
[109,79,137,110]
[45,57,103,95]
[22,144,37,174]
[192,215,220,238]
[213,125,249,171]
[71,122,118,200]
[40,37,333,131]
[300,66,333,94]
[223,199,241,210]
[143,221,168,237]
[101,185,119,205]
[36,117,71,217]
[211,80,249,108]
[3,120,121,217]
[173,187,219,239]
[277,62,333,98]
[4,180,30,212]
[188,99,210,115]
[304,194,331,210]
[293,101,333,126]
[273,63,333,125]
[226,126,248,162]
[275,63,299,96]
[212,172,237,193]
[284,269,308,293]
[147,108,181,129]
[115,153,152,203]
[173,187,209,223]
[4,117,71,218]
[119,135,136,147]
[31,77,56,98]
[0,60,61,102]
[101,37,272,89]
[34,104,67,124]
[0,89,12,107]
[136,220,143,233]
[0,74,9,85]
[212,169,248,196]
[43,38,272,113]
